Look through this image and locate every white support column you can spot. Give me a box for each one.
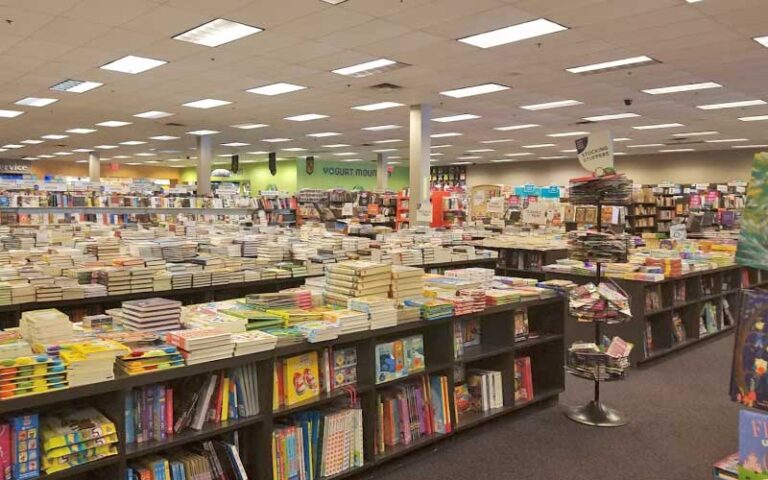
[196,135,212,196]
[88,152,100,183]
[376,153,388,191]
[409,104,431,221]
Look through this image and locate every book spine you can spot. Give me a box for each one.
[165,386,174,436]
[125,393,135,444]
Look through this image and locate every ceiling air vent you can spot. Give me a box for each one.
[165,122,186,127]
[369,83,403,92]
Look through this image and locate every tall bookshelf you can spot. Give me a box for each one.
[0,297,566,480]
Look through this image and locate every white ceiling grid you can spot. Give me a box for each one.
[0,0,764,166]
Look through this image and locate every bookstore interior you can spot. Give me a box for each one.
[0,1,767,479]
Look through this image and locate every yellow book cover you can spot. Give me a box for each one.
[221,377,230,420]
[285,351,320,406]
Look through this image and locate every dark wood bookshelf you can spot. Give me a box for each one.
[2,296,565,480]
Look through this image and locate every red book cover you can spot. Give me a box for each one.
[165,387,173,435]
[214,372,224,424]
[0,423,9,480]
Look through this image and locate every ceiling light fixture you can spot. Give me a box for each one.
[374,149,397,153]
[458,18,568,49]
[334,152,358,156]
[53,151,73,156]
[432,114,480,123]
[733,144,768,149]
[672,131,719,137]
[480,139,515,144]
[262,138,292,143]
[467,149,494,153]
[182,98,231,109]
[642,81,722,95]
[547,131,590,137]
[704,138,749,143]
[322,144,350,148]
[2,145,23,149]
[134,111,173,119]
[284,113,328,122]
[149,135,180,141]
[490,159,514,163]
[0,110,24,118]
[187,130,220,135]
[97,120,131,127]
[363,125,401,131]
[41,134,68,140]
[15,97,57,107]
[332,58,405,77]
[582,113,640,122]
[440,83,509,98]
[632,123,684,130]
[627,143,665,148]
[431,144,453,149]
[306,132,341,138]
[67,128,97,134]
[520,99,583,111]
[173,18,263,47]
[697,100,766,110]
[246,82,306,96]
[94,145,118,149]
[739,115,768,122]
[522,144,556,149]
[540,155,568,160]
[659,148,694,152]
[567,56,658,74]
[221,142,250,147]
[50,79,103,93]
[352,101,404,111]
[495,124,540,131]
[72,148,94,152]
[232,123,268,129]
[372,139,402,144]
[120,140,146,145]
[100,55,167,74]
[614,138,632,142]
[754,36,768,48]
[282,147,306,152]
[21,140,43,145]
[134,152,155,157]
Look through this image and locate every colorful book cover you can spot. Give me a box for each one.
[376,342,397,384]
[740,409,768,479]
[284,352,320,406]
[732,289,768,410]
[737,153,768,268]
[404,335,425,375]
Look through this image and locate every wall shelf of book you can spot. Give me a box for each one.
[546,265,768,365]
[0,297,565,480]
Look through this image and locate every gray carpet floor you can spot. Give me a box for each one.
[365,334,737,480]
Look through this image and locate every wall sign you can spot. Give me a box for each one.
[0,159,31,173]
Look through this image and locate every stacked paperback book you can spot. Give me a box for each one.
[117,344,184,375]
[165,328,235,365]
[20,308,73,344]
[348,297,397,329]
[324,261,392,307]
[232,330,278,355]
[40,407,119,475]
[322,309,370,334]
[389,265,424,301]
[121,298,182,332]
[60,339,130,386]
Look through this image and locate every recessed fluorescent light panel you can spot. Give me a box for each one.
[642,82,722,95]
[284,113,328,122]
[739,115,768,122]
[567,56,658,75]
[97,121,131,127]
[334,152,357,156]
[94,145,118,150]
[627,143,665,148]
[21,140,43,144]
[183,98,231,109]
[547,131,589,137]
[540,156,567,160]
[247,82,306,96]
[481,139,515,144]
[467,149,494,153]
[72,149,94,152]
[521,100,583,111]
[432,114,480,123]
[672,131,718,137]
[221,142,250,147]
[733,144,768,149]
[440,83,509,98]
[100,55,167,74]
[119,141,146,145]
[41,134,68,140]
[66,128,96,134]
[632,123,684,130]
[173,18,262,47]
[582,113,640,122]
[458,18,568,49]
[50,79,103,93]
[0,110,23,118]
[755,36,768,48]
[614,138,631,142]
[282,147,306,152]
[352,102,404,111]
[697,100,767,110]
[2,145,23,149]
[659,148,694,152]
[306,132,341,138]
[150,135,180,141]
[16,97,57,107]
[495,124,540,131]
[704,138,749,143]
[322,144,350,148]
[373,149,397,153]
[522,144,556,149]
[490,159,513,163]
[431,144,453,149]
[134,111,173,119]
[431,133,463,138]
[332,58,407,78]
[363,125,401,131]
[262,138,291,143]
[372,139,402,144]
[232,123,268,130]
[187,130,220,135]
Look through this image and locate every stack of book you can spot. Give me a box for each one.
[10,282,35,303]
[121,298,182,332]
[232,330,278,355]
[325,261,392,307]
[272,408,364,480]
[40,407,119,475]
[20,308,73,344]
[96,268,132,295]
[117,344,184,375]
[35,284,63,302]
[60,339,130,386]
[165,328,235,365]
[296,321,341,343]
[153,271,172,291]
[144,258,166,271]
[323,309,370,334]
[245,292,299,311]
[404,297,454,321]
[82,283,107,298]
[0,332,32,360]
[457,289,486,313]
[396,305,421,324]
[0,282,10,306]
[349,297,397,329]
[390,265,424,301]
[130,269,154,293]
[485,289,521,306]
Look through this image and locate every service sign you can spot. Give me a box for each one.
[575,130,614,173]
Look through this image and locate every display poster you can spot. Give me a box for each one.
[575,130,614,173]
[736,153,768,269]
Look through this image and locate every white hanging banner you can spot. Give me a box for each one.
[575,130,614,173]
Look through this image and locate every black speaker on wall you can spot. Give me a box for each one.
[231,154,239,174]
[268,152,277,176]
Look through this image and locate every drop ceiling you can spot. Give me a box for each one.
[0,0,766,168]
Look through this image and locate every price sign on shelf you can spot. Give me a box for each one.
[716,185,728,193]
[670,224,687,241]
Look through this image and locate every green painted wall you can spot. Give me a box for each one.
[180,160,298,195]
[296,158,409,191]
[180,159,409,194]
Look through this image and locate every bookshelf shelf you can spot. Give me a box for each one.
[124,415,265,459]
[1,296,565,480]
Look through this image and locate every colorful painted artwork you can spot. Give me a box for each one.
[736,153,768,269]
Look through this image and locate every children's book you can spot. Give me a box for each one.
[740,409,768,479]
[284,352,320,406]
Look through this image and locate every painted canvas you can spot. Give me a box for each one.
[737,153,768,269]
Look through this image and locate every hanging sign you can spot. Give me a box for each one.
[575,130,614,173]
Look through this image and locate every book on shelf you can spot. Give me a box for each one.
[466,369,503,412]
[739,409,768,480]
[514,357,534,403]
[712,452,737,480]
[40,407,118,475]
[127,439,247,480]
[273,352,321,409]
[375,335,425,384]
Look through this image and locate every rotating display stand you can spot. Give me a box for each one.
[564,191,631,427]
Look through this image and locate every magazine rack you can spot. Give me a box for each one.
[564,191,630,427]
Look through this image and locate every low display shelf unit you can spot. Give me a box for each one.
[545,265,768,365]
[0,296,566,480]
[484,245,569,280]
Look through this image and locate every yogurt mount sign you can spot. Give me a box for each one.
[315,164,377,178]
[297,157,409,191]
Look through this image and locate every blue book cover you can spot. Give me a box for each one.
[125,394,135,444]
[429,376,446,434]
[740,409,768,479]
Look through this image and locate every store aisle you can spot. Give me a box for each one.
[367,334,737,480]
